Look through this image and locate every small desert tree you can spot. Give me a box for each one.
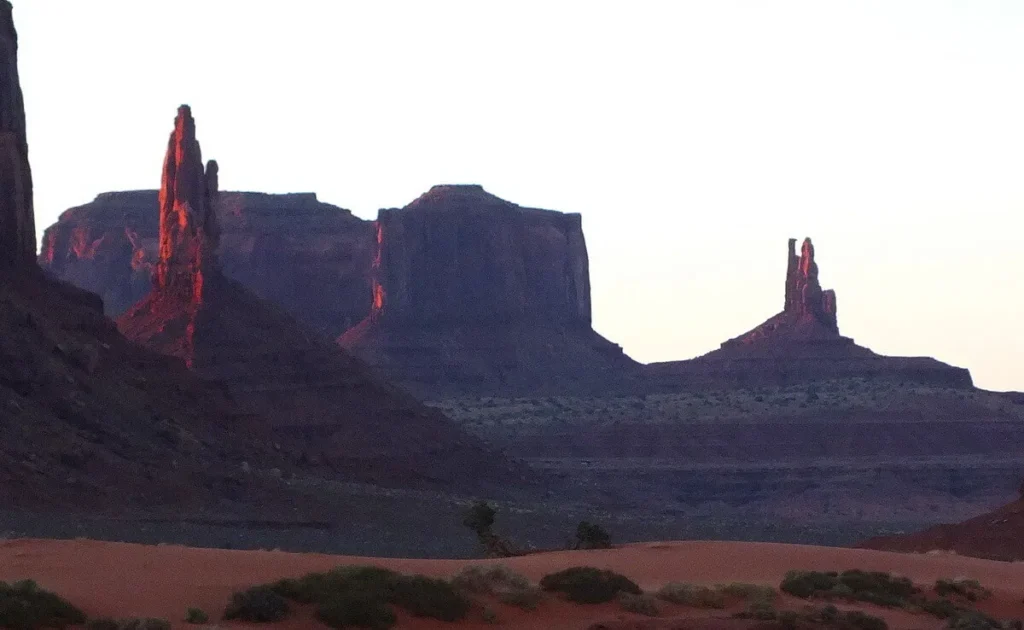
[574,521,612,550]
[462,501,514,558]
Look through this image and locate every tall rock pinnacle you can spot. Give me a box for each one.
[783,237,837,332]
[0,0,35,268]
[153,105,220,300]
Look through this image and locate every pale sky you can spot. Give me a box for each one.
[12,1,1024,391]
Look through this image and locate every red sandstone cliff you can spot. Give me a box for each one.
[339,185,637,396]
[117,112,520,489]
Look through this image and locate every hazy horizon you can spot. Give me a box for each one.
[13,1,1024,391]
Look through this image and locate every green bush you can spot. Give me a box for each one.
[451,565,531,595]
[733,601,777,621]
[184,607,208,624]
[540,567,641,604]
[656,583,727,608]
[920,597,963,619]
[272,566,402,604]
[618,592,659,617]
[780,569,917,608]
[223,586,290,622]
[946,612,1002,630]
[0,579,86,630]
[115,620,171,630]
[842,610,889,630]
[316,593,397,629]
[498,588,543,611]
[717,582,777,603]
[389,575,469,621]
[936,578,991,602]
[85,620,119,630]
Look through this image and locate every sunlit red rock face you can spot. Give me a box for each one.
[0,0,34,268]
[647,237,972,388]
[40,191,374,334]
[117,112,520,490]
[339,185,638,396]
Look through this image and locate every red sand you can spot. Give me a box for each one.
[0,538,1021,629]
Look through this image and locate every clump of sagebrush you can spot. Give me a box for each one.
[656,583,726,608]
[717,582,777,604]
[451,565,542,610]
[223,585,290,622]
[735,603,889,630]
[618,592,659,617]
[315,592,397,630]
[0,579,86,630]
[936,578,992,602]
[945,611,1004,630]
[267,565,470,624]
[780,569,917,607]
[540,567,641,604]
[184,607,208,624]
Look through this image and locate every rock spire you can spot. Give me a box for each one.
[0,0,35,268]
[784,237,838,332]
[153,105,220,300]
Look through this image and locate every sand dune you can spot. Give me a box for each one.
[0,538,1021,629]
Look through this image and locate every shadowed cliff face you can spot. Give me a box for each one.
[0,0,34,268]
[370,184,591,327]
[340,185,637,397]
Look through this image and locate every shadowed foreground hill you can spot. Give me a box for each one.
[859,495,1024,561]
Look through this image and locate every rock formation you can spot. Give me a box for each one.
[0,1,323,513]
[339,185,638,396]
[0,0,34,268]
[40,190,374,333]
[647,237,972,388]
[117,111,520,488]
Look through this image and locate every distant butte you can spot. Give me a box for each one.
[117,108,520,490]
[647,237,972,388]
[337,184,639,396]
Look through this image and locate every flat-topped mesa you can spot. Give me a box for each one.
[0,0,35,269]
[784,237,838,332]
[368,184,591,327]
[153,105,220,300]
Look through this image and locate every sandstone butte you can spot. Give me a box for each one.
[337,184,641,396]
[116,106,520,490]
[646,237,972,389]
[0,0,321,514]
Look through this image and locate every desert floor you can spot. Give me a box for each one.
[0,538,1022,629]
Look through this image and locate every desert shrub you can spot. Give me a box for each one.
[0,579,86,630]
[462,501,496,535]
[315,593,397,630]
[481,606,498,624]
[575,521,612,550]
[947,612,1002,630]
[388,575,469,621]
[618,592,659,617]
[780,569,916,607]
[114,620,170,630]
[540,567,641,604]
[451,565,531,595]
[85,620,119,630]
[920,597,963,619]
[936,578,992,602]
[497,588,543,611]
[271,566,402,604]
[781,570,840,598]
[717,582,777,603]
[842,610,889,630]
[184,607,208,624]
[656,583,727,608]
[223,585,290,622]
[733,601,777,621]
